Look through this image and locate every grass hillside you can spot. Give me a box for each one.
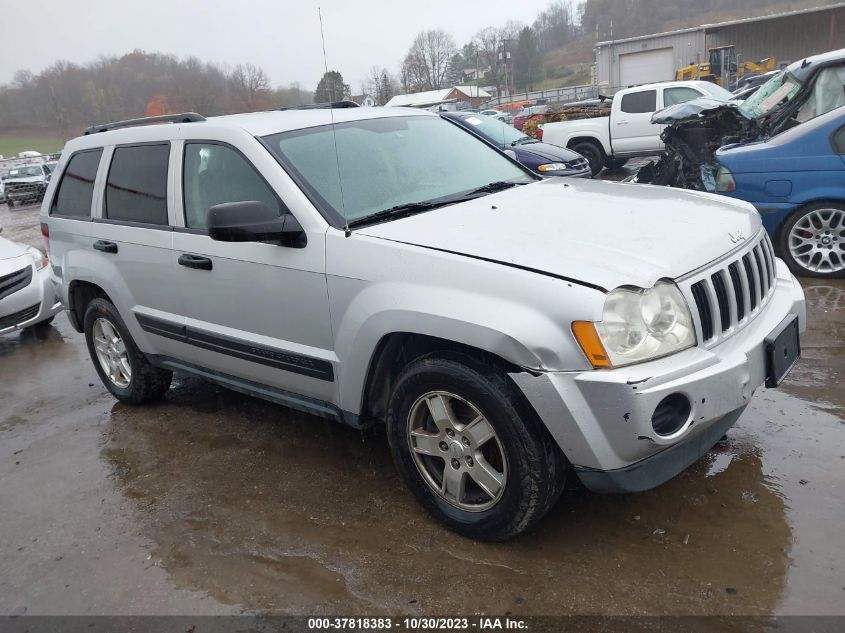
[0,132,66,159]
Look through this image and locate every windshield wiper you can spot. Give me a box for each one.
[347,182,528,229]
[511,137,537,145]
[347,200,456,228]
[464,180,525,195]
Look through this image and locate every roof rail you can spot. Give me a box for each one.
[83,112,206,135]
[278,101,360,111]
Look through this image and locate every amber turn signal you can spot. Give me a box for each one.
[571,321,612,368]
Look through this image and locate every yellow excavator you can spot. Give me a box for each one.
[676,45,777,88]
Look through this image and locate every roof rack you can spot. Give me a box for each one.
[278,101,360,111]
[83,112,206,135]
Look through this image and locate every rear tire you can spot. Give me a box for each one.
[778,202,845,278]
[386,353,566,541]
[604,157,629,170]
[572,141,605,176]
[83,298,172,404]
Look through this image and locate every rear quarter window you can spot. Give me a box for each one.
[51,149,103,218]
[105,144,170,225]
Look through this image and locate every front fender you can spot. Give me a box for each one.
[326,232,605,415]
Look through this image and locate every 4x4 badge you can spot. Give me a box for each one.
[729,230,746,243]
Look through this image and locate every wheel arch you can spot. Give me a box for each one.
[67,279,113,333]
[358,332,525,425]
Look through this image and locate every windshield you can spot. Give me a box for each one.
[9,165,43,178]
[263,115,534,225]
[698,83,735,101]
[457,113,526,145]
[740,70,802,118]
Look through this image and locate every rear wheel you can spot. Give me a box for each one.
[572,141,605,176]
[779,203,845,278]
[386,354,566,541]
[84,298,172,403]
[604,157,629,170]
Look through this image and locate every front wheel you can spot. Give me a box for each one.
[779,203,845,278]
[386,354,566,541]
[571,141,605,176]
[84,297,172,403]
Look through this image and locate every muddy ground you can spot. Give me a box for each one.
[1,191,843,617]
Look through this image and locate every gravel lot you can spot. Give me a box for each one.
[1,190,843,617]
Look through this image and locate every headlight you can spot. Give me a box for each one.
[537,163,568,172]
[573,281,696,368]
[27,246,49,270]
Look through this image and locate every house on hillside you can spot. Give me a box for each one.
[351,94,376,107]
[385,85,491,110]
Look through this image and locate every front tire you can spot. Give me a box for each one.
[571,141,605,176]
[386,354,565,541]
[779,203,845,278]
[83,298,172,404]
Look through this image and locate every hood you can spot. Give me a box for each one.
[515,142,582,163]
[5,175,46,184]
[0,236,29,261]
[652,97,748,125]
[357,178,760,291]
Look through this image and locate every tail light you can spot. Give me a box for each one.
[40,222,50,258]
[715,165,736,192]
[536,125,544,141]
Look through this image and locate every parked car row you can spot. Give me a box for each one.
[3,162,53,207]
[634,48,845,278]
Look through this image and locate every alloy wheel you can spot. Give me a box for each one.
[92,317,132,388]
[788,208,845,274]
[407,391,507,512]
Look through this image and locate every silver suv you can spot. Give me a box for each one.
[42,108,805,541]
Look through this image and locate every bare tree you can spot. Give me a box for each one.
[231,63,271,111]
[402,29,457,92]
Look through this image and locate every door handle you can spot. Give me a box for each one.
[93,240,118,253]
[617,120,629,125]
[178,254,213,270]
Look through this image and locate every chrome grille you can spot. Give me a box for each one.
[0,265,33,301]
[683,232,777,347]
[566,157,589,171]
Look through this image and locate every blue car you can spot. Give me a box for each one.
[441,112,591,178]
[713,105,845,278]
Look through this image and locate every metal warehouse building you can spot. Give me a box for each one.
[594,2,845,93]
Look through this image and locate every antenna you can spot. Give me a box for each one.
[318,7,351,237]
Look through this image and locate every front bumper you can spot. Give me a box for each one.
[511,258,805,493]
[0,264,62,335]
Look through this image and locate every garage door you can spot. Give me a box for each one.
[619,48,675,87]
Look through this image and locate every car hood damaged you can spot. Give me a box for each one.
[635,97,760,190]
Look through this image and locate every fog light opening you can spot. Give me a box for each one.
[651,393,692,436]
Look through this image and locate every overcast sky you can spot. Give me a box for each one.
[0,0,554,90]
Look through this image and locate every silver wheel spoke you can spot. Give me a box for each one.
[469,456,504,498]
[94,337,109,354]
[410,430,443,456]
[99,319,118,341]
[463,415,495,447]
[442,465,466,503]
[425,394,456,432]
[92,318,131,388]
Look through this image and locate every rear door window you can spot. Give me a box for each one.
[620,90,657,114]
[105,144,170,225]
[51,149,102,217]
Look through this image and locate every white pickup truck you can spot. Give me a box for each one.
[539,81,734,175]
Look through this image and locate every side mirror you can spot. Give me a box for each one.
[207,201,306,248]
[503,149,518,160]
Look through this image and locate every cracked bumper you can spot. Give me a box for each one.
[511,259,805,493]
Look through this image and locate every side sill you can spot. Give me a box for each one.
[147,355,369,429]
